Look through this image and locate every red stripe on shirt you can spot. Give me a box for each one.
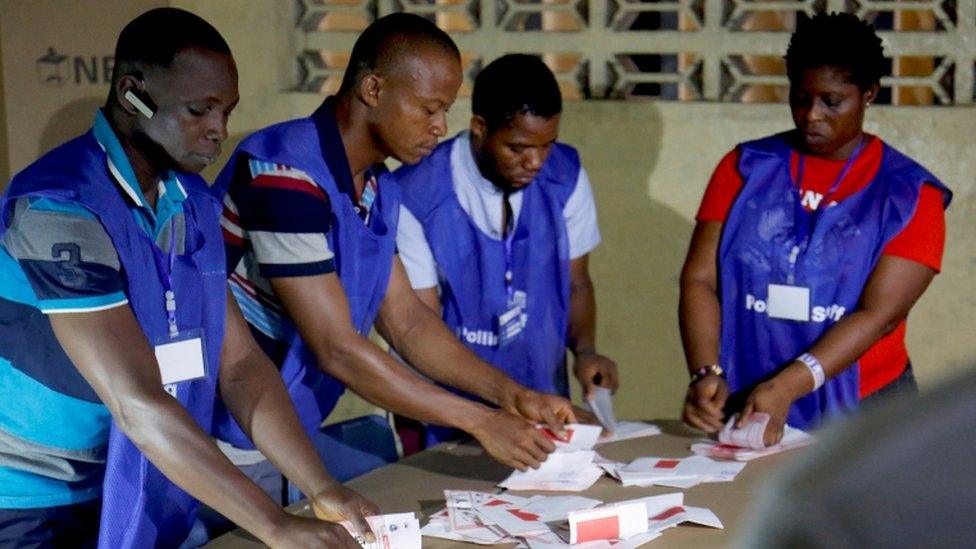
[250,173,327,201]
[222,226,244,247]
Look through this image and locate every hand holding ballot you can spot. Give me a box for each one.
[691,414,815,461]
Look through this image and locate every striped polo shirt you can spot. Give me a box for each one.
[0,110,191,508]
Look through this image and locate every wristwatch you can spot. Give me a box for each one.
[689,364,724,385]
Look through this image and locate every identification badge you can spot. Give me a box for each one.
[766,284,810,321]
[154,328,207,386]
[497,303,524,346]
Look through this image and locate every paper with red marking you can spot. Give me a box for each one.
[499,450,605,492]
[718,412,770,449]
[339,512,421,549]
[616,455,745,488]
[568,501,649,543]
[692,423,814,461]
[539,423,603,452]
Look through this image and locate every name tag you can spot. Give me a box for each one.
[767,284,810,322]
[498,304,524,346]
[154,330,206,385]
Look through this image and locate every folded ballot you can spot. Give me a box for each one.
[615,455,746,488]
[339,512,421,549]
[585,387,662,445]
[585,386,618,432]
[500,450,606,492]
[692,416,815,461]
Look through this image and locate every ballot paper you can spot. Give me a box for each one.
[422,490,722,548]
[597,421,662,445]
[340,512,421,549]
[691,423,815,461]
[586,386,618,432]
[521,495,604,522]
[569,501,648,543]
[718,412,770,449]
[616,455,746,488]
[541,423,603,452]
[500,451,605,492]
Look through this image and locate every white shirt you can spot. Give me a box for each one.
[398,132,601,290]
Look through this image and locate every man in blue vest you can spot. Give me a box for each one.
[213,14,580,491]
[0,9,375,548]
[395,54,619,445]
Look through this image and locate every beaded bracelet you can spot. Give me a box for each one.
[689,364,725,385]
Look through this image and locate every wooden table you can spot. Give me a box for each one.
[207,420,805,548]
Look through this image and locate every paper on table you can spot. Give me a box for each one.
[691,424,815,461]
[521,495,604,522]
[540,423,603,452]
[420,519,509,545]
[648,505,724,532]
[500,451,605,492]
[597,422,662,445]
[718,413,769,450]
[617,455,746,487]
[585,386,618,432]
[569,501,648,544]
[340,512,421,549]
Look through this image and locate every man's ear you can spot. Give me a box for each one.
[359,73,382,108]
[470,115,488,143]
[116,74,144,116]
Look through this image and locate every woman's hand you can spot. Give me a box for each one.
[741,364,813,446]
[682,374,728,433]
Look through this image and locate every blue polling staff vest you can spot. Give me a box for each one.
[719,133,951,430]
[210,102,399,448]
[396,137,577,444]
[0,131,227,548]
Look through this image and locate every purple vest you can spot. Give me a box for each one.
[1,131,227,547]
[720,133,951,429]
[211,105,400,448]
[395,137,578,443]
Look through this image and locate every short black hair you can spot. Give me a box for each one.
[338,13,460,94]
[112,8,231,82]
[472,54,562,132]
[785,12,885,90]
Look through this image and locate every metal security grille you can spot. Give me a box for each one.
[294,0,976,104]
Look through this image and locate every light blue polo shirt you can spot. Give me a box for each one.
[0,110,191,508]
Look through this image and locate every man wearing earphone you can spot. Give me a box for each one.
[0,9,375,548]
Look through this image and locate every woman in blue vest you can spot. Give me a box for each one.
[0,9,374,548]
[680,13,951,445]
[395,54,617,446]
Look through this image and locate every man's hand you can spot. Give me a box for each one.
[266,514,362,549]
[469,408,557,471]
[570,405,600,426]
[573,351,620,401]
[682,374,728,433]
[502,388,577,433]
[309,483,380,543]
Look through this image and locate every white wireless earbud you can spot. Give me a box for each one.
[124,90,155,119]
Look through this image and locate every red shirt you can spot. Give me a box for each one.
[696,136,946,397]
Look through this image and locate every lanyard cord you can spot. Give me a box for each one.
[149,229,179,336]
[787,136,866,283]
[502,192,515,301]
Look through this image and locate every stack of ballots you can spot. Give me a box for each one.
[498,421,662,492]
[421,490,722,548]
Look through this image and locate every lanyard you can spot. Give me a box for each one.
[150,230,179,337]
[502,192,515,302]
[357,169,378,225]
[787,137,865,282]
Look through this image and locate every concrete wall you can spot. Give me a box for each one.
[3,1,975,423]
